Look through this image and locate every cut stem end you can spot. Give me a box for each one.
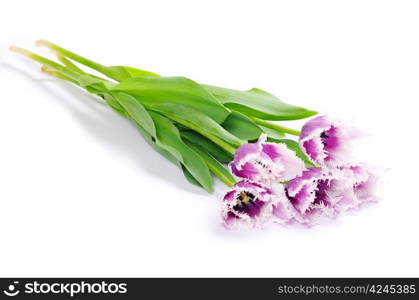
[9,45,32,57]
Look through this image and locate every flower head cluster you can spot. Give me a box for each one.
[222,116,378,228]
[229,134,305,184]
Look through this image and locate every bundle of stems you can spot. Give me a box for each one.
[11,41,316,192]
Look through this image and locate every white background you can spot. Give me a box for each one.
[0,0,418,277]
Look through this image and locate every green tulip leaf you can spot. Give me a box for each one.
[258,125,286,139]
[150,112,214,193]
[151,103,244,147]
[184,141,236,187]
[180,130,233,164]
[221,111,262,141]
[103,65,160,81]
[111,92,156,138]
[113,77,231,124]
[203,85,317,121]
[181,165,204,188]
[103,94,130,118]
[135,123,180,165]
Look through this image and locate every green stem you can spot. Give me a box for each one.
[41,65,79,85]
[10,46,102,89]
[251,117,301,136]
[55,53,110,82]
[36,40,109,76]
[56,53,85,73]
[11,46,81,81]
[207,165,235,187]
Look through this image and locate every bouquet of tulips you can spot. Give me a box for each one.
[11,41,378,228]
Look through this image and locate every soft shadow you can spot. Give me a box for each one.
[2,63,207,196]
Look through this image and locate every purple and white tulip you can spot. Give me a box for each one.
[285,167,330,215]
[284,164,378,225]
[229,134,305,184]
[221,180,276,228]
[340,164,378,205]
[270,184,305,225]
[299,116,359,167]
[222,180,303,227]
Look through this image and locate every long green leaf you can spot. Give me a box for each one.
[139,131,203,189]
[151,103,243,147]
[203,85,317,121]
[102,66,160,81]
[135,123,181,165]
[111,92,156,138]
[221,111,262,141]
[103,94,130,117]
[113,77,231,124]
[181,165,204,188]
[184,141,236,187]
[133,109,209,191]
[258,125,286,139]
[150,112,214,193]
[180,130,233,164]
